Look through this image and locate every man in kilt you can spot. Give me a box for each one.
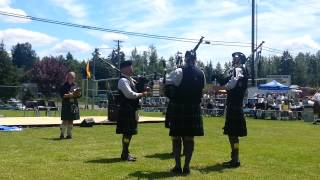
[312,90,320,124]
[216,52,248,168]
[116,61,148,161]
[165,50,205,174]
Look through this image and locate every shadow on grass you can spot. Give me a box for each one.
[128,170,181,179]
[145,152,172,160]
[86,157,122,164]
[41,137,62,141]
[195,163,227,174]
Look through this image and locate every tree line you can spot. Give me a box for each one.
[1,40,320,99]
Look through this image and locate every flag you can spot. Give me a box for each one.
[86,61,91,79]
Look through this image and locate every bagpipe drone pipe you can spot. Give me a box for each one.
[98,58,154,121]
[162,36,205,100]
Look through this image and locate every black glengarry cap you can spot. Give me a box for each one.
[120,60,133,69]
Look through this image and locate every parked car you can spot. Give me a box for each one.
[7,99,25,110]
[0,104,18,110]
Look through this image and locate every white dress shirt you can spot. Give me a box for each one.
[313,93,320,103]
[165,66,206,87]
[225,67,244,90]
[118,74,140,99]
[165,68,183,86]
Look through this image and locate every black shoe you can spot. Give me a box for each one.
[222,160,241,168]
[121,154,136,161]
[182,167,190,175]
[170,166,182,174]
[66,135,72,139]
[59,135,64,139]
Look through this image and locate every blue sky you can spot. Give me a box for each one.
[0,0,319,65]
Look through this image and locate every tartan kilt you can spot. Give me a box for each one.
[224,105,247,137]
[61,101,80,121]
[165,102,204,136]
[314,102,320,116]
[116,104,138,135]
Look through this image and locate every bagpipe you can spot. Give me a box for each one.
[71,87,82,98]
[99,58,152,121]
[98,58,151,93]
[214,41,265,86]
[162,36,205,99]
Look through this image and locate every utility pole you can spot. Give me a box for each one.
[114,40,123,77]
[251,0,255,86]
[91,48,100,110]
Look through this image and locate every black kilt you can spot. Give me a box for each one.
[116,104,138,135]
[314,101,320,116]
[61,100,80,121]
[165,102,204,136]
[224,105,247,137]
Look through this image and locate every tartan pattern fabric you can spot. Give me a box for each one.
[314,102,320,116]
[165,102,204,136]
[116,104,138,135]
[60,83,80,121]
[223,106,247,137]
[116,75,139,136]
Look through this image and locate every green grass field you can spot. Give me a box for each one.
[0,117,319,179]
[0,109,163,117]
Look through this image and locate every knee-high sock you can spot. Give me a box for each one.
[60,123,67,136]
[122,135,132,156]
[228,136,239,162]
[172,136,182,168]
[67,124,73,137]
[183,136,194,169]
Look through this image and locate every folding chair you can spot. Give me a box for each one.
[36,99,48,116]
[280,111,290,120]
[24,101,37,116]
[47,100,58,116]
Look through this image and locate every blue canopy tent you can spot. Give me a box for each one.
[258,80,290,91]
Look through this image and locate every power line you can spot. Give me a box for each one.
[0,11,252,46]
[0,11,295,54]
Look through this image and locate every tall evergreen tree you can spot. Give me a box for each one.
[292,53,307,86]
[148,45,159,74]
[215,62,223,76]
[11,42,38,70]
[204,61,214,83]
[0,41,20,98]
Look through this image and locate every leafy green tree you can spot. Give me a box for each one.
[204,61,214,83]
[167,56,175,70]
[224,61,232,73]
[306,53,318,87]
[141,51,149,75]
[148,45,159,74]
[292,53,307,86]
[11,42,38,70]
[109,48,125,70]
[280,51,295,75]
[215,62,223,76]
[0,41,20,98]
[130,47,143,75]
[63,52,82,84]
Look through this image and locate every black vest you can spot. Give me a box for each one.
[118,75,140,110]
[226,66,248,107]
[174,66,205,104]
